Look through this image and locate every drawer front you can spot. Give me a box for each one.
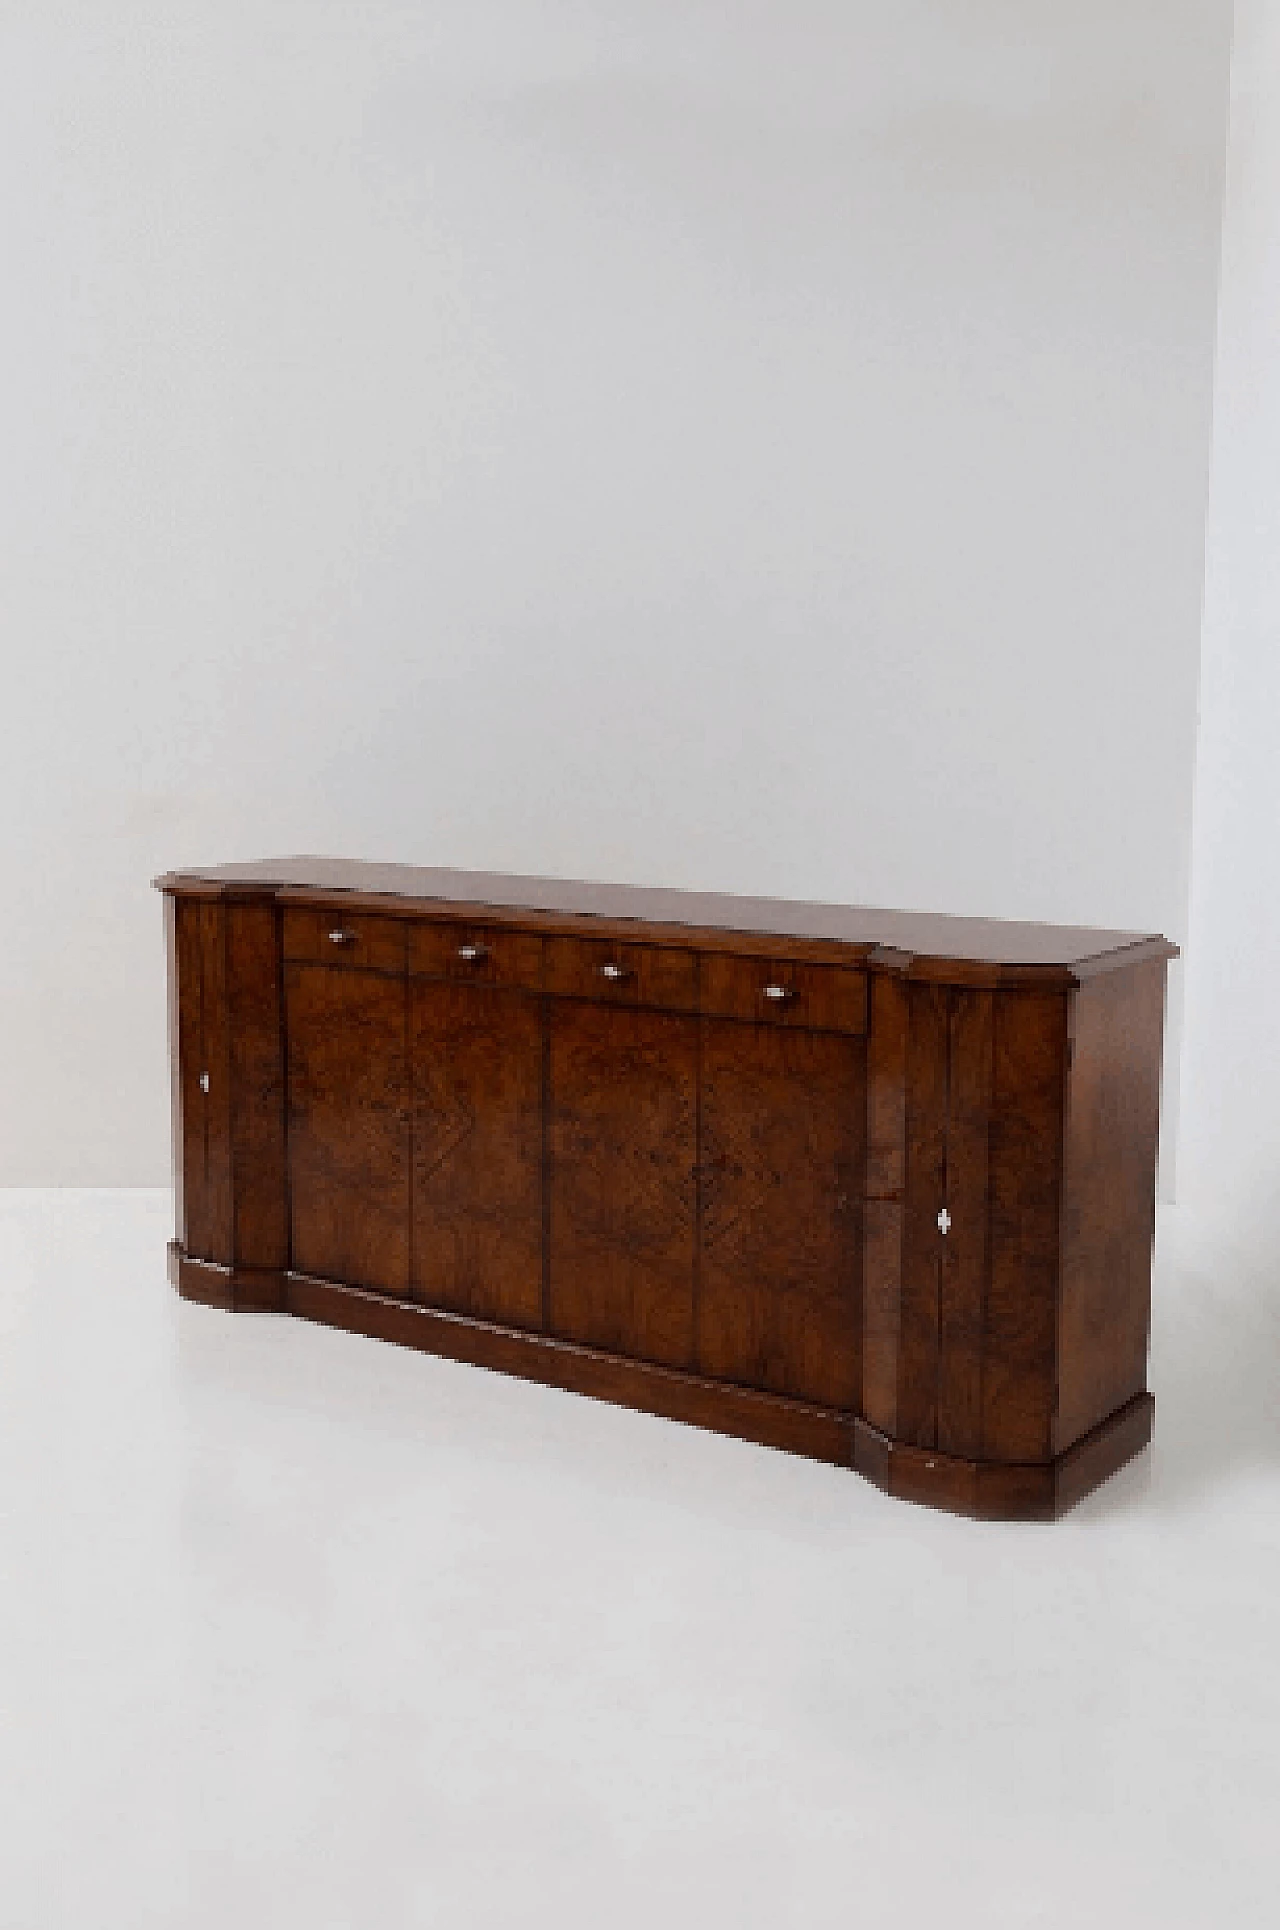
[700,953,867,1034]
[282,906,408,974]
[409,920,543,992]
[544,935,698,1013]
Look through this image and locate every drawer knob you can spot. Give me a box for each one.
[762,983,796,1003]
[198,1071,210,1094]
[937,1208,951,1236]
[328,928,357,946]
[457,943,488,963]
[598,962,633,983]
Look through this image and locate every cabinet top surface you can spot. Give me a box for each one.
[155,856,1176,979]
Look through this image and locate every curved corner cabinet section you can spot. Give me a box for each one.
[160,863,1173,1520]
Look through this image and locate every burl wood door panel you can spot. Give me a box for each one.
[548,1003,697,1369]
[410,982,544,1331]
[286,964,411,1296]
[895,982,950,1448]
[698,1021,866,1409]
[171,896,233,1265]
[224,898,289,1273]
[935,988,994,1459]
[862,980,1065,1462]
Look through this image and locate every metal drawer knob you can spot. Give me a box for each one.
[328,928,357,946]
[457,943,488,963]
[199,1072,210,1094]
[762,984,796,1003]
[937,1208,951,1235]
[599,962,632,982]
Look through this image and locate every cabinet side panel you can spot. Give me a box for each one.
[168,896,199,1253]
[982,990,1066,1463]
[937,989,994,1459]
[896,983,948,1448]
[226,900,289,1272]
[198,901,234,1266]
[1055,961,1166,1455]
[410,981,544,1331]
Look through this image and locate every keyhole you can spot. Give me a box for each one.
[937,1207,951,1236]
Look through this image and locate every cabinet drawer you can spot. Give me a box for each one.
[409,920,543,992]
[282,906,408,974]
[544,935,698,1012]
[700,953,867,1034]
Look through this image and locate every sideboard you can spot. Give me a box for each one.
[157,858,1174,1519]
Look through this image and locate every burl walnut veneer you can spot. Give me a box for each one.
[158,859,1175,1519]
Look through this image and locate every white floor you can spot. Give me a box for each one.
[0,1192,1277,1929]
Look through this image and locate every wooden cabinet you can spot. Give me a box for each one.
[160,859,1175,1520]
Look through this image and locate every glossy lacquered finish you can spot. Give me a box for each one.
[160,860,1176,1518]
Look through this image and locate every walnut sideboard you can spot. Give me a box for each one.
[158,858,1174,1520]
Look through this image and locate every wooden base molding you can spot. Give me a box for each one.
[168,1245,1154,1520]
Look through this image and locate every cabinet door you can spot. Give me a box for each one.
[411,982,544,1330]
[285,964,411,1295]
[549,1003,697,1368]
[171,896,233,1265]
[698,1021,865,1409]
[863,978,1064,1463]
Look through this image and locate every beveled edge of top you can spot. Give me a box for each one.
[153,856,1179,985]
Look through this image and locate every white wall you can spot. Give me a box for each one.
[1180,0,1280,1225]
[0,1,1233,1183]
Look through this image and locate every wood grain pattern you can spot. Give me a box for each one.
[1055,961,1165,1453]
[936,989,994,1458]
[201,899,234,1265]
[863,973,910,1434]
[865,972,910,1203]
[549,1002,697,1369]
[411,981,544,1331]
[164,895,186,1247]
[226,899,288,1272]
[982,989,1067,1462]
[410,920,543,992]
[157,856,1176,978]
[698,1020,864,1407]
[172,895,205,1258]
[895,982,948,1447]
[159,862,1171,1519]
[283,906,407,974]
[698,955,867,1034]
[862,1201,903,1435]
[544,936,698,1012]
[286,963,411,1296]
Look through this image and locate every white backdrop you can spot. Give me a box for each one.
[0,1,1234,1184]
[1180,0,1280,1221]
